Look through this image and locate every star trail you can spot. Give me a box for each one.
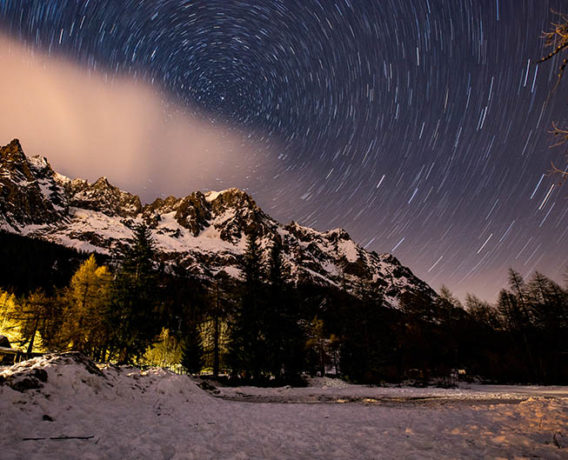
[1,0,568,301]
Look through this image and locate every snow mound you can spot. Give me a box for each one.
[0,352,103,393]
[0,352,208,402]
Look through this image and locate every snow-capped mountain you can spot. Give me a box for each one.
[0,139,436,307]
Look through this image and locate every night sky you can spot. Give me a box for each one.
[1,0,568,301]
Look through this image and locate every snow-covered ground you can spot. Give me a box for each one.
[1,354,567,459]
[219,376,568,403]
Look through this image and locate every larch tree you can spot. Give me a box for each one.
[61,255,112,358]
[8,290,60,354]
[145,328,183,369]
[0,289,17,338]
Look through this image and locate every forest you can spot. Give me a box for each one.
[1,227,567,385]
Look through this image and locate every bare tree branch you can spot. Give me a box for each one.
[539,12,568,179]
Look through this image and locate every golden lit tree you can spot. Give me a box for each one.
[0,289,20,346]
[6,290,59,354]
[305,316,328,377]
[61,255,112,357]
[143,328,183,369]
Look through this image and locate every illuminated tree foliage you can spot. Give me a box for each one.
[6,290,60,354]
[144,328,183,369]
[60,255,112,358]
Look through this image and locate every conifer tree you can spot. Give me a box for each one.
[465,293,501,329]
[265,238,304,381]
[110,224,163,364]
[208,276,229,378]
[181,322,203,374]
[497,280,538,381]
[339,282,393,382]
[438,285,463,310]
[228,228,266,380]
[265,239,284,377]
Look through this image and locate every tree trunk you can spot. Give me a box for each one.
[118,347,128,364]
[213,282,221,378]
[213,314,220,378]
[26,317,39,356]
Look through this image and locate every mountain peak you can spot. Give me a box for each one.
[0,139,26,164]
[205,188,263,223]
[67,175,142,218]
[5,138,22,150]
[92,176,115,190]
[0,140,54,179]
[325,227,351,241]
[0,139,63,228]
[205,188,254,203]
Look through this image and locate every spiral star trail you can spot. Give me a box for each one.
[1,0,568,301]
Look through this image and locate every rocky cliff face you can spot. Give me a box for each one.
[0,139,437,307]
[0,139,64,226]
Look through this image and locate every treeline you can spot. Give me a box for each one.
[1,226,567,384]
[0,231,93,295]
[340,270,568,384]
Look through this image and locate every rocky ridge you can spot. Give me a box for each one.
[0,139,437,307]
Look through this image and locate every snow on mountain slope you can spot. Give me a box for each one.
[1,353,567,460]
[0,139,436,306]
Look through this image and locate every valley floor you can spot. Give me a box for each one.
[1,354,567,459]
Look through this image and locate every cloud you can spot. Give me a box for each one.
[0,34,272,201]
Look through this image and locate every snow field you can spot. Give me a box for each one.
[1,354,567,459]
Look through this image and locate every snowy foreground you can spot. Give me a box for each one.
[1,354,567,459]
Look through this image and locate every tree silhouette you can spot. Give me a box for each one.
[109,224,163,364]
